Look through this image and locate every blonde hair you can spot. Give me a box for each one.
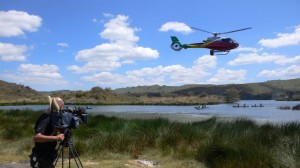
[48,96,64,112]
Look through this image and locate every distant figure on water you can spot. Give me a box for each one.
[234,103,265,108]
[194,104,208,110]
[251,103,264,107]
[233,103,249,108]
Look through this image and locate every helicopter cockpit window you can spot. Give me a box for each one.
[221,38,231,43]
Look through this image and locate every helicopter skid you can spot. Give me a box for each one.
[210,49,230,55]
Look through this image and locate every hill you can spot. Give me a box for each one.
[0,80,46,104]
[49,87,133,105]
[114,78,300,100]
[0,78,299,105]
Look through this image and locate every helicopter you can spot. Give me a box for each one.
[170,27,252,55]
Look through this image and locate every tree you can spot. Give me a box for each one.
[224,88,240,103]
[90,86,104,93]
[199,92,208,98]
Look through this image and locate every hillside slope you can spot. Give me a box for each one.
[1,78,299,104]
[114,78,300,100]
[0,80,46,104]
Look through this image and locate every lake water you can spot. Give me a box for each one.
[1,100,300,124]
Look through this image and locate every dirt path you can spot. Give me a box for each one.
[0,160,31,168]
[0,159,159,168]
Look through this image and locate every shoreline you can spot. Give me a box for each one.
[92,111,213,122]
[91,111,254,124]
[92,111,291,125]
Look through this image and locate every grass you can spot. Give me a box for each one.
[1,109,300,168]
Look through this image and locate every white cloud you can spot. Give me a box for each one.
[228,53,300,66]
[159,22,192,34]
[127,55,216,77]
[127,65,187,77]
[57,42,69,47]
[75,43,158,62]
[82,72,144,86]
[258,65,300,78]
[103,13,114,18]
[67,59,121,73]
[82,71,165,87]
[18,64,62,78]
[68,15,159,73]
[233,46,262,53]
[0,10,42,37]
[1,64,68,85]
[0,42,28,62]
[57,42,69,53]
[80,55,216,87]
[193,55,217,69]
[207,68,247,84]
[258,25,300,48]
[127,55,215,85]
[100,15,139,43]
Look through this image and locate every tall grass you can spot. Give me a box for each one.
[1,109,300,167]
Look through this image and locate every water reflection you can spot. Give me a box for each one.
[1,100,299,123]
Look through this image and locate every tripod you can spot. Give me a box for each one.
[52,129,84,168]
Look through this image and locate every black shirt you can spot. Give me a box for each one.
[34,112,57,154]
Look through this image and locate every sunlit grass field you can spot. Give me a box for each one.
[1,109,300,168]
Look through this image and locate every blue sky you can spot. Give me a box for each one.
[0,0,300,91]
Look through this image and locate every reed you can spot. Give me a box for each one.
[1,109,300,167]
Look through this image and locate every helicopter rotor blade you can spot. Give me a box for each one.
[190,27,215,35]
[190,26,252,37]
[218,27,252,35]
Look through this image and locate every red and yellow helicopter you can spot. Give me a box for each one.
[170,27,251,55]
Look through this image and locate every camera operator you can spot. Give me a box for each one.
[30,96,65,168]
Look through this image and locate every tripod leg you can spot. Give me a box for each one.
[68,141,84,168]
[62,145,64,168]
[53,144,63,168]
[69,147,71,168]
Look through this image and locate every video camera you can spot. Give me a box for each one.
[51,106,89,130]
